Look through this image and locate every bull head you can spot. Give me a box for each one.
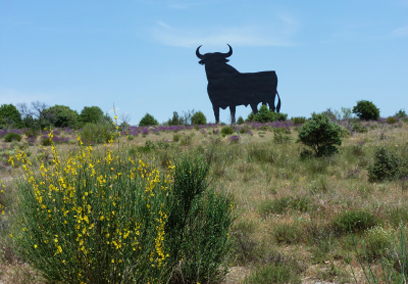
[196,44,233,65]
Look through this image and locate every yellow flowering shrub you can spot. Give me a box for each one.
[9,130,234,284]
[11,131,175,283]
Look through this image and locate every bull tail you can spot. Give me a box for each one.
[275,91,281,113]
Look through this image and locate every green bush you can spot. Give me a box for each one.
[237,116,245,125]
[79,106,104,125]
[166,111,184,126]
[221,125,234,136]
[139,113,159,127]
[352,100,380,121]
[247,105,287,123]
[80,122,115,144]
[0,104,22,128]
[4,132,22,142]
[244,257,303,284]
[297,113,342,157]
[166,156,234,284]
[40,105,79,129]
[258,197,291,216]
[272,223,303,245]
[386,116,398,124]
[368,147,400,182]
[363,226,394,261]
[291,116,306,125]
[332,210,378,234]
[351,123,368,133]
[191,111,207,125]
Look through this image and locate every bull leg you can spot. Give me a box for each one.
[250,103,258,114]
[213,104,220,124]
[267,99,275,112]
[230,105,236,125]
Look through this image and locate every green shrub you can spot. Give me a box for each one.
[247,105,288,123]
[273,223,303,245]
[237,116,245,124]
[24,129,38,138]
[258,197,291,216]
[291,116,306,125]
[386,116,398,124]
[0,104,22,128]
[191,111,207,125]
[395,109,407,119]
[351,123,368,133]
[368,147,400,182]
[40,105,79,129]
[332,210,378,234]
[79,106,104,125]
[363,226,394,261]
[247,144,276,163]
[166,156,234,284]
[352,100,380,121]
[80,123,115,144]
[297,113,342,157]
[41,136,52,146]
[244,261,302,284]
[220,125,234,136]
[139,113,159,127]
[4,132,22,142]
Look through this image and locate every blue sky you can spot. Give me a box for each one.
[1,0,407,125]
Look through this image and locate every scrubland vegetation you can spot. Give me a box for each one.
[1,101,408,283]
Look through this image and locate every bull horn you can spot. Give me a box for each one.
[223,44,233,57]
[196,45,204,59]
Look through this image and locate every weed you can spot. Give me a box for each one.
[333,210,378,234]
[244,255,303,284]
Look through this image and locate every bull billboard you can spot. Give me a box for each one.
[196,44,281,124]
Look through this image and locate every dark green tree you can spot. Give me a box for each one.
[352,100,380,121]
[0,104,22,128]
[79,106,104,125]
[297,113,342,157]
[40,105,79,129]
[166,111,184,126]
[191,111,207,125]
[139,113,158,127]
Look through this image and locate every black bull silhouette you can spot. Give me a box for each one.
[196,44,281,124]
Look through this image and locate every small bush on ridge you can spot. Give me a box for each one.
[139,113,159,127]
[352,100,380,121]
[191,111,207,125]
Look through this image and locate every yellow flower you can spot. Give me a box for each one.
[34,244,38,249]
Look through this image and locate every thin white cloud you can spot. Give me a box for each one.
[393,24,408,37]
[152,18,298,47]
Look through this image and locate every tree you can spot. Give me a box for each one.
[166,111,184,126]
[139,113,158,127]
[0,104,22,128]
[352,100,380,121]
[191,111,207,125]
[40,105,79,129]
[297,113,342,157]
[79,106,104,125]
